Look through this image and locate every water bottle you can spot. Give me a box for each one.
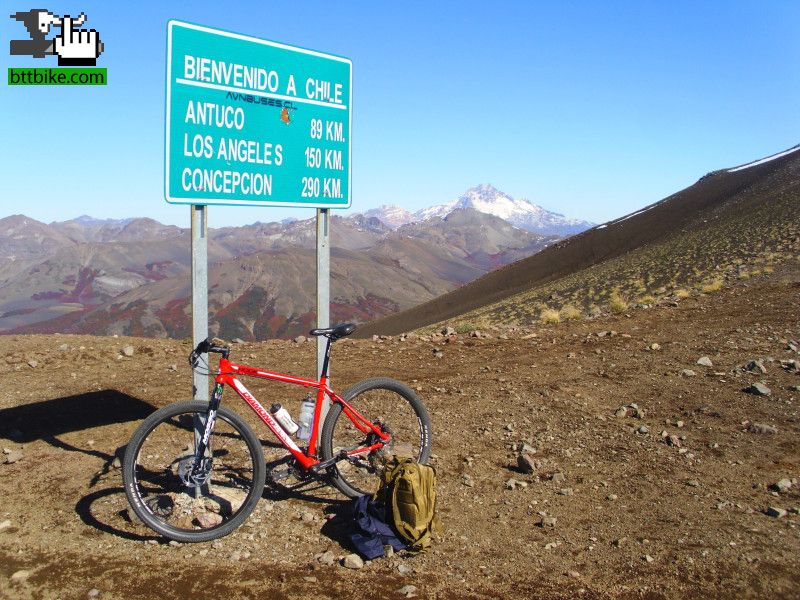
[270,404,299,435]
[296,396,316,441]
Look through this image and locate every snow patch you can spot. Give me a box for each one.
[362,205,416,229]
[727,145,800,172]
[613,205,657,224]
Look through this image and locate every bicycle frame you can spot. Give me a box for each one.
[213,357,390,471]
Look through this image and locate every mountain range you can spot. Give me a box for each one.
[4,140,797,343]
[0,185,587,339]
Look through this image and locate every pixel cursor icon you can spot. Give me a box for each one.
[9,9,104,65]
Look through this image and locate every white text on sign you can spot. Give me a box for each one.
[182,56,345,106]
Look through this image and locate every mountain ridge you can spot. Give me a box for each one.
[0,205,553,338]
[357,144,800,336]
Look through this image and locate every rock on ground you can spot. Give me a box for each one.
[342,554,364,569]
[517,453,538,474]
[195,512,223,528]
[745,382,772,396]
[397,584,418,597]
[748,422,778,434]
[4,450,24,464]
[10,570,30,583]
[771,479,792,493]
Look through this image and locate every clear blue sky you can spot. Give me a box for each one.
[2,1,798,228]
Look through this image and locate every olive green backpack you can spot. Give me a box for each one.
[378,457,442,552]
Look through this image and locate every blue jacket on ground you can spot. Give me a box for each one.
[348,494,407,559]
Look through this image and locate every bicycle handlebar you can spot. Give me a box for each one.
[189,337,230,367]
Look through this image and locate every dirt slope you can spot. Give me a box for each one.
[358,146,800,336]
[0,264,799,599]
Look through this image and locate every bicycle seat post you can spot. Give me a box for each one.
[320,336,333,380]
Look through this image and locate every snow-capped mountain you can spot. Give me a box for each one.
[362,205,417,229]
[413,184,593,236]
[66,215,134,227]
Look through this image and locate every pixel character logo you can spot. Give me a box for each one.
[9,9,104,66]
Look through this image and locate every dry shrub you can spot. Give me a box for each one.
[637,294,655,304]
[674,289,690,299]
[701,279,724,293]
[559,305,582,321]
[540,308,561,324]
[609,291,628,313]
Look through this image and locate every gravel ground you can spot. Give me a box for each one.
[0,265,798,599]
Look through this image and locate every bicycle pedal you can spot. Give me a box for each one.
[310,449,350,474]
[267,466,294,482]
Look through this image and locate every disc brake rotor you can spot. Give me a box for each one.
[177,455,213,487]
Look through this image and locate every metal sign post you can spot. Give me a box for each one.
[316,208,330,417]
[191,204,209,498]
[191,204,209,401]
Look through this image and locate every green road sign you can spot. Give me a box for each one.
[165,21,352,208]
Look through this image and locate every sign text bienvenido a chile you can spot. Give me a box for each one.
[165,21,352,208]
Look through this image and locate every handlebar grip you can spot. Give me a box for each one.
[193,338,211,354]
[189,339,230,367]
[189,338,209,368]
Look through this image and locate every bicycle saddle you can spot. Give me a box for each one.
[309,322,357,340]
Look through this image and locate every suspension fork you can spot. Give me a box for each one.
[192,382,224,473]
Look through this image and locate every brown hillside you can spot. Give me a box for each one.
[358,146,800,336]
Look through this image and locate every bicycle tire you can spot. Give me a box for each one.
[320,377,432,498]
[123,400,266,543]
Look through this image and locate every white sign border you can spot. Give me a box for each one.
[164,19,353,209]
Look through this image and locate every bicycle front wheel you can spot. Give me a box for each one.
[123,401,265,543]
[320,377,432,498]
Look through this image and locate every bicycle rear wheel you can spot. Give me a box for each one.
[320,377,432,498]
[123,401,265,543]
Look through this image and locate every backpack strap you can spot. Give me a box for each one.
[389,461,413,543]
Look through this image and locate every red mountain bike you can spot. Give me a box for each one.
[122,323,432,543]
